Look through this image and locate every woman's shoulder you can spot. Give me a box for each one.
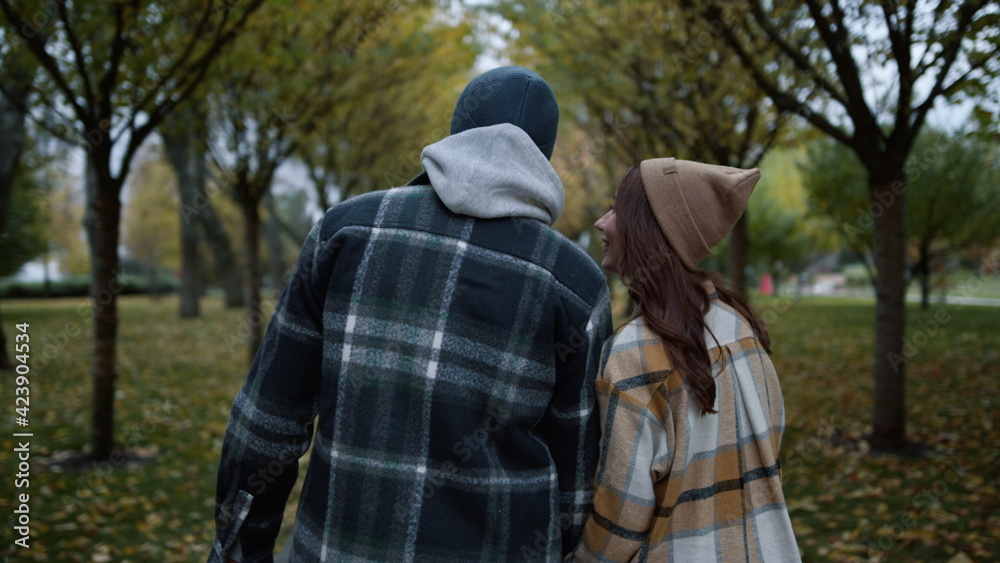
[607,316,658,352]
[703,299,757,348]
[602,317,677,385]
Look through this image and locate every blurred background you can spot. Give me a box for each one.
[0,0,998,560]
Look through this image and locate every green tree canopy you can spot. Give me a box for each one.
[490,0,790,292]
[803,129,1000,306]
[699,0,1000,450]
[0,147,50,278]
[206,0,477,359]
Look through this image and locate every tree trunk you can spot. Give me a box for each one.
[162,106,206,318]
[311,167,331,212]
[84,156,124,461]
[265,191,286,292]
[870,175,908,451]
[163,101,244,310]
[42,249,52,298]
[916,244,931,311]
[266,220,285,292]
[242,200,264,361]
[0,72,31,372]
[919,271,931,310]
[0,304,11,370]
[0,104,25,237]
[177,190,200,315]
[148,247,160,301]
[196,192,243,308]
[729,212,749,297]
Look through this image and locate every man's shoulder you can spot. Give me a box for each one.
[465,217,605,295]
[319,186,388,240]
[314,186,607,305]
[315,186,416,238]
[507,223,608,307]
[547,230,608,305]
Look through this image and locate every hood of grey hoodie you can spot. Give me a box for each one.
[421,123,564,225]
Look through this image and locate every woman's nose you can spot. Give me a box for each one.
[595,211,608,231]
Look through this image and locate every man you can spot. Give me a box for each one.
[210,66,613,562]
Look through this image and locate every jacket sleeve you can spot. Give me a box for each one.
[542,285,613,556]
[573,340,674,563]
[209,221,332,563]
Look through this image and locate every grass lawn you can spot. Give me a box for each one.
[937,270,1000,300]
[0,294,997,561]
[760,296,999,562]
[0,296,299,561]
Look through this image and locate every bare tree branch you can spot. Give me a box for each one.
[56,0,98,111]
[802,0,880,141]
[121,0,265,185]
[744,0,851,109]
[908,0,986,140]
[0,1,92,127]
[702,1,854,147]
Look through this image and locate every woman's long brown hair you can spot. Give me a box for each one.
[613,166,771,415]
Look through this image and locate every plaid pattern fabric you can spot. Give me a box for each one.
[574,296,800,562]
[210,186,612,562]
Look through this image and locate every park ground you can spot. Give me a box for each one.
[0,294,997,561]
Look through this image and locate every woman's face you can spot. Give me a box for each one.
[594,207,621,274]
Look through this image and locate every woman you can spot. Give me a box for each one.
[575,158,800,561]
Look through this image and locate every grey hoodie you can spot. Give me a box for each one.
[421,123,565,225]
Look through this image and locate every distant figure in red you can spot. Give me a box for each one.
[760,272,774,296]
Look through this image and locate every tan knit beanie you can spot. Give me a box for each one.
[640,157,760,270]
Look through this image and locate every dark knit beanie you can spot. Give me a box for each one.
[407,66,559,186]
[640,157,760,270]
[450,66,559,160]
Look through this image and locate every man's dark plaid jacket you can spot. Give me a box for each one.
[210,124,613,562]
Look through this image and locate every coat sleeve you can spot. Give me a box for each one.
[573,340,674,563]
[541,285,613,556]
[209,220,332,563]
